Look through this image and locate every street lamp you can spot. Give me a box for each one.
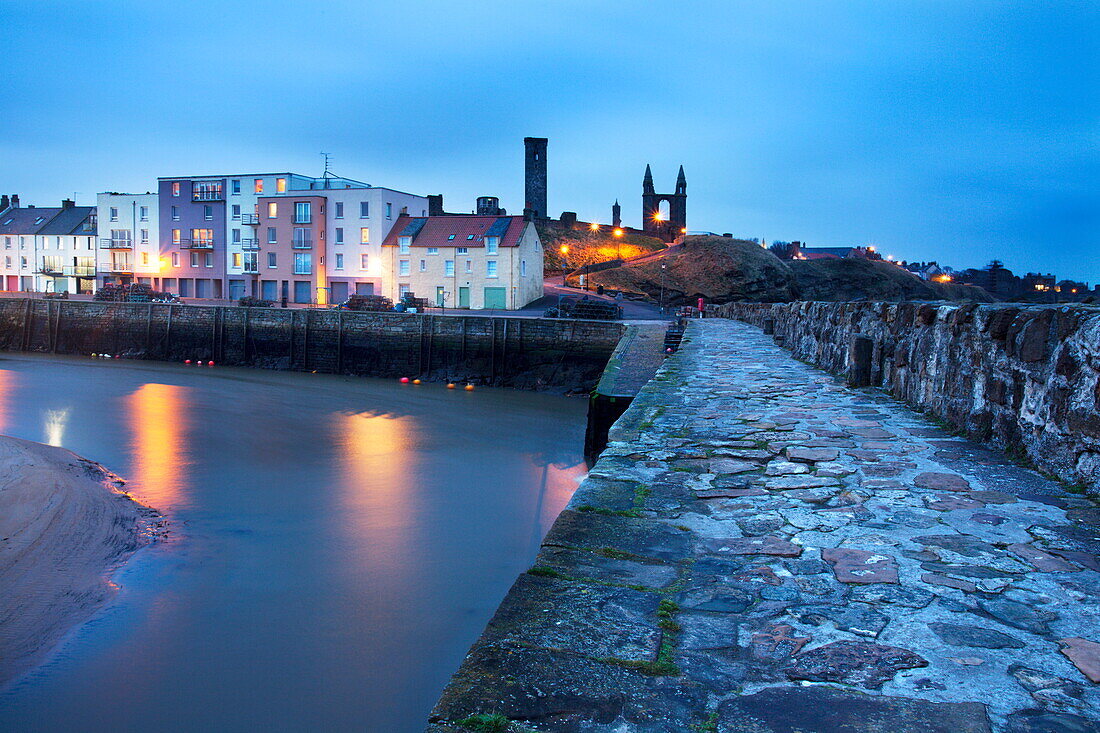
[659,262,667,316]
[613,227,623,260]
[560,245,569,286]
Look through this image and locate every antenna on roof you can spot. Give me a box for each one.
[320,152,333,178]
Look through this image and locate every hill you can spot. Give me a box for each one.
[586,235,993,305]
[536,221,666,276]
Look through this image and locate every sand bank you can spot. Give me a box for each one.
[0,436,161,686]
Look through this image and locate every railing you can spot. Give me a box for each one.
[180,239,215,249]
[240,239,260,250]
[241,214,259,225]
[100,237,133,249]
[293,216,312,224]
[63,266,96,277]
[292,239,313,249]
[192,189,225,202]
[108,263,134,273]
[243,264,259,274]
[36,266,63,276]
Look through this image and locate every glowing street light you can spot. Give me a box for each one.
[589,222,600,232]
[653,211,664,222]
[613,228,623,238]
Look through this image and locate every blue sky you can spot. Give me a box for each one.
[2,0,1096,282]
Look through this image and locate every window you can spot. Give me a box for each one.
[138,252,149,266]
[456,247,468,255]
[171,182,180,196]
[360,254,369,270]
[171,229,181,244]
[267,202,278,219]
[171,205,179,221]
[140,206,148,221]
[419,259,426,272]
[232,229,241,243]
[141,229,149,243]
[190,251,200,267]
[294,252,311,275]
[447,234,455,241]
[385,203,392,219]
[427,247,438,255]
[398,260,410,276]
[360,201,369,218]
[2,237,8,249]
[3,257,8,267]
[254,179,264,194]
[110,207,119,221]
[467,234,474,240]
[267,227,277,244]
[335,227,344,244]
[232,253,242,268]
[398,236,410,254]
[335,202,344,218]
[335,253,344,270]
[20,257,26,268]
[232,204,241,219]
[204,205,213,220]
[399,283,411,298]
[232,179,241,195]
[360,227,370,244]
[293,228,311,248]
[445,259,454,276]
[205,252,213,268]
[521,259,527,277]
[172,252,179,267]
[276,178,287,193]
[267,252,277,268]
[465,260,472,273]
[486,261,498,278]
[485,236,499,255]
[243,253,257,272]
[294,201,311,224]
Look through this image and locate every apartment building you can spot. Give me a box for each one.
[35,200,97,294]
[0,196,59,291]
[256,184,429,303]
[97,192,158,289]
[380,214,543,309]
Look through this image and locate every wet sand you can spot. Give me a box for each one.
[0,435,158,687]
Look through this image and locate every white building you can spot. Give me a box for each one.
[97,192,158,288]
[35,200,97,294]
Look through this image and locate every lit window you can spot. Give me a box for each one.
[335,253,344,270]
[171,182,180,197]
[360,227,370,244]
[360,202,369,218]
[142,252,150,265]
[360,254,369,269]
[427,247,438,255]
[232,252,242,268]
[335,202,344,219]
[445,259,454,276]
[254,179,264,194]
[486,261,498,278]
[172,229,181,244]
[276,178,287,193]
[399,259,410,276]
[268,202,278,219]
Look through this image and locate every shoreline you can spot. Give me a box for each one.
[0,435,163,687]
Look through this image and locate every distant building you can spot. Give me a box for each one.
[0,196,60,291]
[35,200,97,294]
[381,214,543,310]
[97,192,158,289]
[788,242,881,261]
[641,164,687,241]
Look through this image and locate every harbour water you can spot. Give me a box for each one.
[0,354,587,732]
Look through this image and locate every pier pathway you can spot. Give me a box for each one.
[431,319,1100,733]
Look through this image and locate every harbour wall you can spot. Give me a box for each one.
[0,299,623,392]
[711,301,1100,490]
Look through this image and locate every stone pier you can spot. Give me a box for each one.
[430,319,1100,732]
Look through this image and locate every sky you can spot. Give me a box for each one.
[2,0,1097,283]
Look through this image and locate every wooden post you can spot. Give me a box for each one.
[165,304,174,359]
[20,298,32,351]
[53,301,63,354]
[336,309,344,374]
[501,319,509,382]
[425,315,434,376]
[244,307,251,364]
[289,310,296,368]
[145,303,153,357]
[303,309,311,371]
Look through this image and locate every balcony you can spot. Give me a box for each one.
[100,237,133,249]
[108,263,134,273]
[291,239,313,249]
[240,239,260,251]
[36,265,63,276]
[179,239,215,250]
[243,263,259,274]
[63,266,96,277]
[293,216,312,225]
[241,213,259,225]
[192,186,225,202]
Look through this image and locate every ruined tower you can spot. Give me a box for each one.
[524,137,548,219]
[641,164,687,240]
[612,199,621,229]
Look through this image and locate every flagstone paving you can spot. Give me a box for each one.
[429,319,1100,733]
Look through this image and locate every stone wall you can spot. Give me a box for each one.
[0,299,623,392]
[711,301,1100,490]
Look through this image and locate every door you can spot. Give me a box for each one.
[331,281,349,303]
[355,282,374,295]
[261,280,277,300]
[435,286,445,307]
[293,280,311,303]
[195,279,209,298]
[229,280,245,300]
[458,286,470,308]
[483,287,506,309]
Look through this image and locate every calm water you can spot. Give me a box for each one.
[0,354,586,732]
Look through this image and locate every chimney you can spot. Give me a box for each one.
[0,195,8,211]
[62,198,75,209]
[427,194,444,217]
[11,194,19,208]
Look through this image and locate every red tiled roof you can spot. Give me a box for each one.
[381,214,528,248]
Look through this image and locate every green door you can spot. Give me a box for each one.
[458,286,470,308]
[483,287,506,309]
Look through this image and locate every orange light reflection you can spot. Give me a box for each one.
[126,383,191,509]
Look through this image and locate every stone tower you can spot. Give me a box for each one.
[612,199,621,229]
[524,137,548,219]
[641,164,687,240]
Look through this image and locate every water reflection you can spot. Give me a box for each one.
[126,383,191,509]
[44,408,69,446]
[0,370,14,433]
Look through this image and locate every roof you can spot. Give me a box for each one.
[381,214,529,248]
[801,246,856,260]
[37,206,96,235]
[0,207,62,236]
